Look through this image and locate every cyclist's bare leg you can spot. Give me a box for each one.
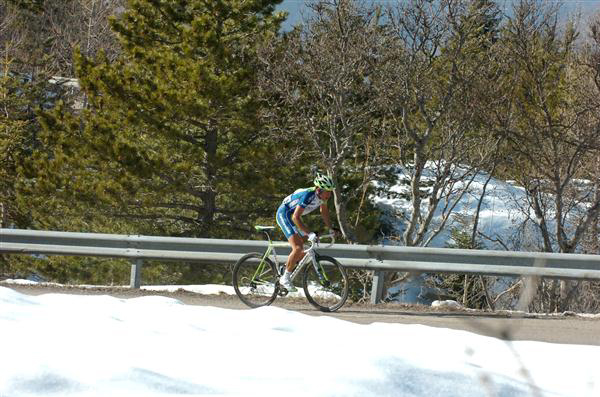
[285,233,307,272]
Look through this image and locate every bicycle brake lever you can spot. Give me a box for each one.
[318,233,335,247]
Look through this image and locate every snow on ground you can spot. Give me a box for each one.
[372,166,531,250]
[1,279,314,298]
[1,286,599,397]
[4,279,599,319]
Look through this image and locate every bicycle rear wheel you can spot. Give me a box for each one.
[232,253,279,308]
[302,255,348,312]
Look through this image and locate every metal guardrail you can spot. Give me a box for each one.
[2,228,600,303]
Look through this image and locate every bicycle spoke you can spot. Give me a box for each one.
[303,256,349,312]
[233,253,279,308]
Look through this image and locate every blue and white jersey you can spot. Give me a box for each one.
[280,187,323,216]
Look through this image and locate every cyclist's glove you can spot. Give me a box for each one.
[308,232,318,242]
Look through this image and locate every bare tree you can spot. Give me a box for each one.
[259,0,388,242]
[494,0,600,312]
[44,0,123,75]
[375,0,502,249]
[0,0,123,78]
[363,0,505,299]
[572,12,600,313]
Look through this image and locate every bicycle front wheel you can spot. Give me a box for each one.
[303,255,349,312]
[232,253,279,308]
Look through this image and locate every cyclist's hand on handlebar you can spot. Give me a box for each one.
[308,232,318,242]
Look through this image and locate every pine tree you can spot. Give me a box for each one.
[32,0,286,238]
[1,1,56,229]
[0,73,33,229]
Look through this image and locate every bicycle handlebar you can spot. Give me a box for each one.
[304,233,335,252]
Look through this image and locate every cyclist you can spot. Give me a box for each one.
[276,173,339,291]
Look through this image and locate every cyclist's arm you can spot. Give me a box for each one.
[320,203,333,230]
[291,206,311,236]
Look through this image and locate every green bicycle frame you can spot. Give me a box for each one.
[250,226,334,285]
[250,244,276,282]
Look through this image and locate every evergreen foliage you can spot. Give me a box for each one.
[30,0,286,239]
[0,72,38,229]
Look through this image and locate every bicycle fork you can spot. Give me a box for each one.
[309,252,330,286]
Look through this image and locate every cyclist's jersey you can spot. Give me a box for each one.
[280,187,323,216]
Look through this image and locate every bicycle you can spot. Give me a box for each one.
[232,225,349,312]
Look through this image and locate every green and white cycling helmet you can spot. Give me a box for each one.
[314,173,335,191]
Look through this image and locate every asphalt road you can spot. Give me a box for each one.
[3,283,599,346]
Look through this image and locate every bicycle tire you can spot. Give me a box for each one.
[302,255,349,312]
[232,252,279,308]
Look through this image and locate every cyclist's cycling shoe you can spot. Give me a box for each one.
[279,275,297,292]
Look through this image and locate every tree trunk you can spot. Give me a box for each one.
[332,184,356,243]
[462,276,469,306]
[200,127,218,235]
[403,142,426,247]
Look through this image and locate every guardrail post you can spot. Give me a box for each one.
[130,259,143,288]
[371,270,385,304]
